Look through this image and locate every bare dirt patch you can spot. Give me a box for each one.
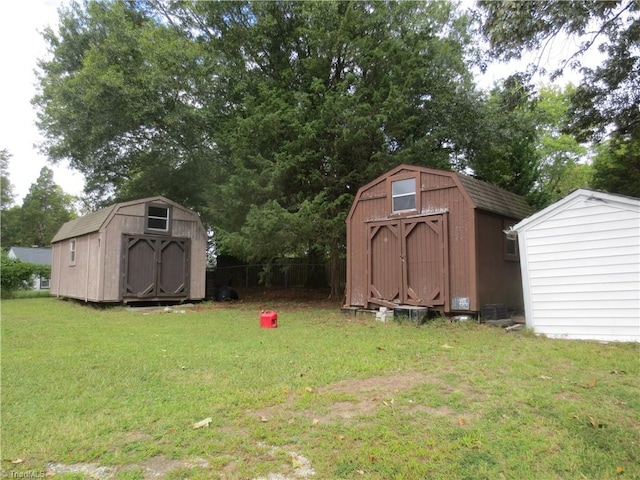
[252,444,316,480]
[46,462,117,479]
[47,456,209,479]
[318,371,430,396]
[252,371,467,424]
[197,288,343,312]
[115,430,153,443]
[133,456,210,478]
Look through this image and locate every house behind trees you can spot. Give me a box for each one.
[8,246,52,290]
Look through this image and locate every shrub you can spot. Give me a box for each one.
[1,251,51,297]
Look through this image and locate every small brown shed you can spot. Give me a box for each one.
[51,196,207,303]
[345,165,531,314]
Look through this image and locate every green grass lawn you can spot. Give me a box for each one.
[2,295,638,479]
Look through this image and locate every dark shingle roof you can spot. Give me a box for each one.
[456,173,532,220]
[50,205,116,243]
[9,246,52,265]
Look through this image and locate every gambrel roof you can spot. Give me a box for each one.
[50,205,116,243]
[347,164,532,224]
[50,196,183,243]
[456,173,532,220]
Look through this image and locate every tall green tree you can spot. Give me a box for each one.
[534,85,590,205]
[591,134,640,197]
[1,206,23,250]
[478,1,638,136]
[187,1,482,295]
[17,167,75,247]
[1,149,21,249]
[35,0,484,295]
[1,149,15,209]
[34,0,218,210]
[478,1,639,197]
[468,75,541,200]
[469,79,593,209]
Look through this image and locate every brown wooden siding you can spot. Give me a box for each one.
[403,216,448,306]
[346,183,389,306]
[346,165,526,313]
[347,168,475,311]
[420,178,473,310]
[475,210,524,310]
[368,221,402,304]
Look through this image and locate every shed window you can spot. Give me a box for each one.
[392,178,416,212]
[146,204,170,233]
[504,222,518,261]
[505,235,517,256]
[69,239,76,265]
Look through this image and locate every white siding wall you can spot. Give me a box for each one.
[518,194,640,342]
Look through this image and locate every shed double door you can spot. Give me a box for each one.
[368,215,448,308]
[122,235,191,299]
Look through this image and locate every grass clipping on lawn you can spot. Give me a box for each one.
[1,296,639,479]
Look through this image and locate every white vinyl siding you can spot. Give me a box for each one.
[515,190,640,342]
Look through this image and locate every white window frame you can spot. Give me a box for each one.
[69,239,76,265]
[391,177,417,213]
[146,203,171,234]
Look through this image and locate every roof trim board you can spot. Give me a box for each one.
[513,189,640,233]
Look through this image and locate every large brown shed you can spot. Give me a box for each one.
[51,196,207,303]
[345,165,531,314]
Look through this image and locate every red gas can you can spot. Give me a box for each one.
[260,310,278,328]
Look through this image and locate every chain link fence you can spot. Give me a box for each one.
[206,258,346,298]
